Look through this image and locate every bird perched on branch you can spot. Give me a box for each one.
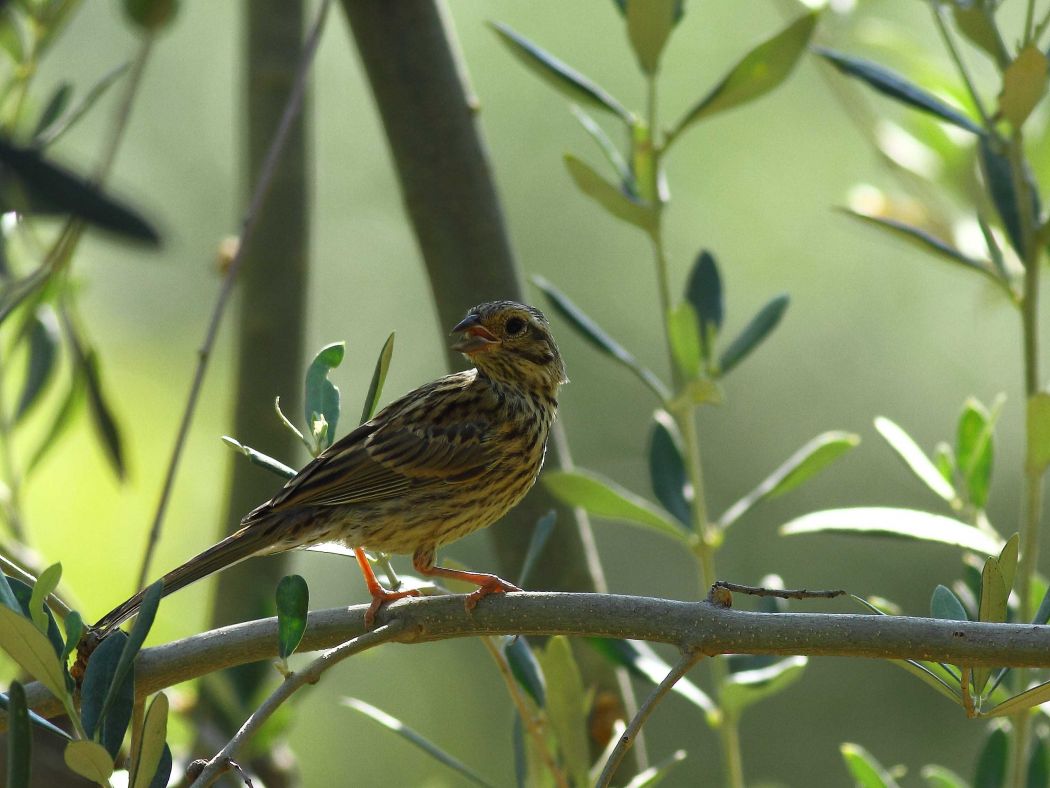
[89,300,567,639]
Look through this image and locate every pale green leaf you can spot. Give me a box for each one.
[564,154,656,231]
[361,332,395,424]
[840,742,900,788]
[624,749,687,788]
[875,416,957,503]
[998,45,1048,129]
[28,562,61,635]
[537,636,590,788]
[720,656,806,715]
[130,692,168,788]
[981,678,1050,718]
[63,740,113,784]
[921,764,968,788]
[0,604,67,699]
[666,301,701,380]
[626,0,678,75]
[1026,393,1050,474]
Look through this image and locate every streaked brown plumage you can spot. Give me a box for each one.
[90,301,567,636]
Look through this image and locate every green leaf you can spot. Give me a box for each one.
[875,417,957,503]
[685,250,722,361]
[0,137,160,244]
[61,609,84,671]
[63,740,113,785]
[32,81,72,140]
[8,578,63,658]
[720,431,858,529]
[81,348,126,480]
[982,678,1050,718]
[1033,583,1050,625]
[503,636,546,707]
[816,48,984,135]
[0,9,25,63]
[973,556,1008,694]
[997,533,1019,599]
[957,397,994,509]
[27,365,86,473]
[998,45,1048,129]
[35,62,130,148]
[15,307,59,421]
[672,12,818,136]
[951,4,1007,66]
[544,469,687,542]
[342,697,494,788]
[148,745,172,788]
[488,22,630,121]
[130,692,169,788]
[1026,393,1050,473]
[0,603,67,699]
[666,302,701,380]
[841,743,900,788]
[304,341,345,451]
[518,510,556,588]
[1028,734,1048,788]
[0,570,19,612]
[930,584,968,621]
[0,691,72,740]
[589,638,718,725]
[649,410,691,529]
[221,436,296,479]
[978,136,1040,258]
[569,105,632,192]
[720,655,806,716]
[625,0,678,75]
[6,680,30,788]
[974,727,1008,788]
[533,276,669,400]
[717,293,789,375]
[536,636,590,788]
[123,0,179,31]
[28,562,61,634]
[624,749,687,788]
[564,154,657,231]
[360,332,394,424]
[921,764,968,788]
[890,659,962,703]
[276,574,309,661]
[780,507,1004,554]
[80,631,130,749]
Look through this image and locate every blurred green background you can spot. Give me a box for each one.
[7,0,1041,785]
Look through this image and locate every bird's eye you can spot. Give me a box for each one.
[505,316,527,336]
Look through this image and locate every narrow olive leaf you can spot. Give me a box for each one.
[0,604,67,698]
[672,12,818,136]
[0,137,160,244]
[1025,392,1050,474]
[533,275,670,400]
[342,698,495,788]
[0,691,72,740]
[488,22,630,121]
[360,332,394,424]
[81,349,125,479]
[81,631,126,738]
[61,610,84,677]
[1033,585,1050,625]
[721,656,807,716]
[666,302,702,380]
[537,636,590,788]
[933,441,955,483]
[974,727,1008,787]
[129,692,168,788]
[981,679,1050,718]
[997,533,1019,599]
[0,570,19,612]
[36,61,130,147]
[97,580,163,733]
[998,45,1048,129]
[625,0,678,75]
[890,659,963,703]
[1028,734,1048,788]
[7,680,30,788]
[564,154,657,231]
[8,579,63,658]
[147,745,172,788]
[588,638,718,724]
[930,584,968,621]
[977,213,1010,283]
[276,574,309,661]
[973,557,1008,694]
[27,366,85,473]
[685,250,723,360]
[28,562,61,634]
[950,3,1006,66]
[921,764,968,788]
[503,636,546,707]
[780,507,1004,555]
[874,416,957,503]
[624,749,687,788]
[221,436,296,479]
[32,81,72,140]
[304,341,345,451]
[15,307,59,420]
[841,743,900,788]
[63,740,113,785]
[544,469,687,543]
[956,398,994,510]
[518,510,556,588]
[816,48,984,135]
[717,293,789,375]
[569,105,633,191]
[720,432,858,529]
[978,136,1040,257]
[649,410,691,529]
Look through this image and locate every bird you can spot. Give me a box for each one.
[88,300,568,639]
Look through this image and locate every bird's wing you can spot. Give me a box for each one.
[265,376,496,511]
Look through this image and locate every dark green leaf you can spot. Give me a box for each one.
[974,727,1008,788]
[685,250,722,360]
[978,136,1040,258]
[276,574,309,660]
[649,410,690,529]
[15,307,59,420]
[1028,733,1048,788]
[930,584,968,621]
[1032,584,1050,625]
[0,570,20,612]
[817,47,984,135]
[123,0,179,31]
[81,631,127,739]
[147,745,172,788]
[503,636,546,707]
[564,154,657,231]
[6,680,30,788]
[841,743,899,788]
[718,293,789,374]
[673,12,818,136]
[998,45,1048,128]
[36,62,130,148]
[533,275,669,400]
[875,416,957,503]
[81,348,125,479]
[0,137,160,244]
[956,397,994,509]
[360,332,394,424]
[304,341,345,451]
[625,0,678,75]
[518,510,556,588]
[221,436,296,479]
[489,22,630,121]
[32,81,72,141]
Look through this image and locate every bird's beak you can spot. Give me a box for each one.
[451,314,500,354]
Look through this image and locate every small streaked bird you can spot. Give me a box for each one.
[89,300,567,638]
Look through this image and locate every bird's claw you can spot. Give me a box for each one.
[363,587,421,628]
[464,578,522,612]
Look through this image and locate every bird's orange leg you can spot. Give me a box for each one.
[353,548,420,627]
[412,546,522,612]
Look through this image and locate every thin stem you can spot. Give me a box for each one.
[0,344,26,542]
[596,649,702,788]
[192,620,404,787]
[134,0,331,589]
[1036,4,1050,43]
[930,2,991,126]
[95,35,153,180]
[1025,0,1038,44]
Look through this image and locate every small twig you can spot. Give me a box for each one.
[929,1,992,126]
[711,581,848,601]
[135,0,332,589]
[596,649,703,788]
[191,619,403,787]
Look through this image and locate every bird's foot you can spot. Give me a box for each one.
[363,586,421,628]
[464,576,522,613]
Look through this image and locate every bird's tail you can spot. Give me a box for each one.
[91,520,276,636]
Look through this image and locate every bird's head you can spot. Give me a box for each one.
[451,301,568,394]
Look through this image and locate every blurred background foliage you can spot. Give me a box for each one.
[3,0,1049,785]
